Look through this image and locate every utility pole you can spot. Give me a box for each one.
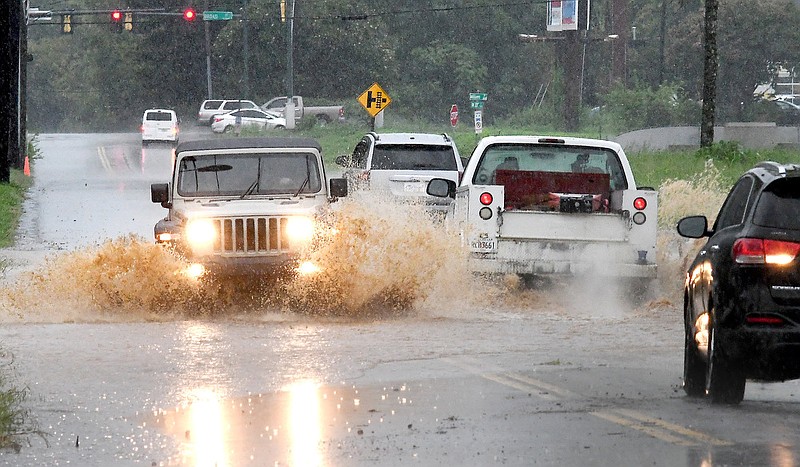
[701,0,718,147]
[1,0,22,183]
[610,0,628,85]
[242,0,249,98]
[284,0,295,130]
[19,0,28,171]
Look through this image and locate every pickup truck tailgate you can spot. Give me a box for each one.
[500,210,628,242]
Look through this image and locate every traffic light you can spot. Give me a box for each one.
[111,9,123,33]
[183,8,196,21]
[61,14,73,34]
[124,11,133,31]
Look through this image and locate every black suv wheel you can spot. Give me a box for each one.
[683,307,705,397]
[705,313,746,404]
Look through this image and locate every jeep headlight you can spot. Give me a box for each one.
[185,219,217,249]
[285,216,315,245]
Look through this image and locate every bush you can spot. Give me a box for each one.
[602,83,700,132]
[694,140,750,164]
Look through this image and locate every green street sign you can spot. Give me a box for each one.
[470,101,485,109]
[203,11,233,20]
[469,92,488,101]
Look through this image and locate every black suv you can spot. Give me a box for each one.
[677,161,800,404]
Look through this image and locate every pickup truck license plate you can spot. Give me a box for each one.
[471,240,495,251]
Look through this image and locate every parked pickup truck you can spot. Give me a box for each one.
[427,135,657,286]
[261,96,345,124]
[150,137,348,279]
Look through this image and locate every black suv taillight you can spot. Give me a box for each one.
[733,238,800,265]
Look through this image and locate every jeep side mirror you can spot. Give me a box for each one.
[151,183,172,209]
[329,178,348,199]
[427,178,456,199]
[334,155,351,167]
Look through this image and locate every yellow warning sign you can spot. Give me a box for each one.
[357,82,392,117]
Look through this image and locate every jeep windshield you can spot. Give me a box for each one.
[177,153,322,197]
[371,145,457,170]
[474,143,628,190]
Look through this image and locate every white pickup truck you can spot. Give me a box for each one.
[150,137,348,279]
[261,96,345,124]
[427,135,657,285]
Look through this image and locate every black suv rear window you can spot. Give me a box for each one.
[371,144,457,170]
[753,178,800,229]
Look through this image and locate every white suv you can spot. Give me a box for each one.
[197,99,258,126]
[335,132,463,211]
[141,109,178,144]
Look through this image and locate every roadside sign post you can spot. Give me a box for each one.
[358,82,392,131]
[469,91,487,136]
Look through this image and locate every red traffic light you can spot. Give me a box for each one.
[111,10,122,21]
[183,8,196,21]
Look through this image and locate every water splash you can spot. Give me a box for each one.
[1,174,727,322]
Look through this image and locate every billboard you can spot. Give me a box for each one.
[547,0,578,31]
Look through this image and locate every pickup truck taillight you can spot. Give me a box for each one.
[631,196,648,224]
[339,108,345,119]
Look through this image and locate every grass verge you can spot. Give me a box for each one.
[0,169,32,249]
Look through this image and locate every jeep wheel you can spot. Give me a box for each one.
[683,307,705,397]
[705,314,746,404]
[223,125,234,134]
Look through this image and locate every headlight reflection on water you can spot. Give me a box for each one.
[184,388,229,467]
[296,260,320,275]
[286,380,323,467]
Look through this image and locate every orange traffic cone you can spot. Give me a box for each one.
[23,156,30,176]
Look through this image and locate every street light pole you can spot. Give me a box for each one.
[204,0,213,98]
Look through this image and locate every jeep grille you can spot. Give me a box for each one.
[211,216,292,255]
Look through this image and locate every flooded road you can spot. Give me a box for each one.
[1,133,800,466]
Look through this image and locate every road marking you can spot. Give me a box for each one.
[442,356,733,447]
[98,146,112,172]
[610,408,733,446]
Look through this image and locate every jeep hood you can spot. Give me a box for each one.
[173,197,324,219]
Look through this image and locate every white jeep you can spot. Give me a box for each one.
[150,137,347,278]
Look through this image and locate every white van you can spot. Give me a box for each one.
[141,109,179,144]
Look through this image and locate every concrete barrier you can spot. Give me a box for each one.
[614,123,800,152]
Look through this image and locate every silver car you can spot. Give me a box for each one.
[197,99,259,126]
